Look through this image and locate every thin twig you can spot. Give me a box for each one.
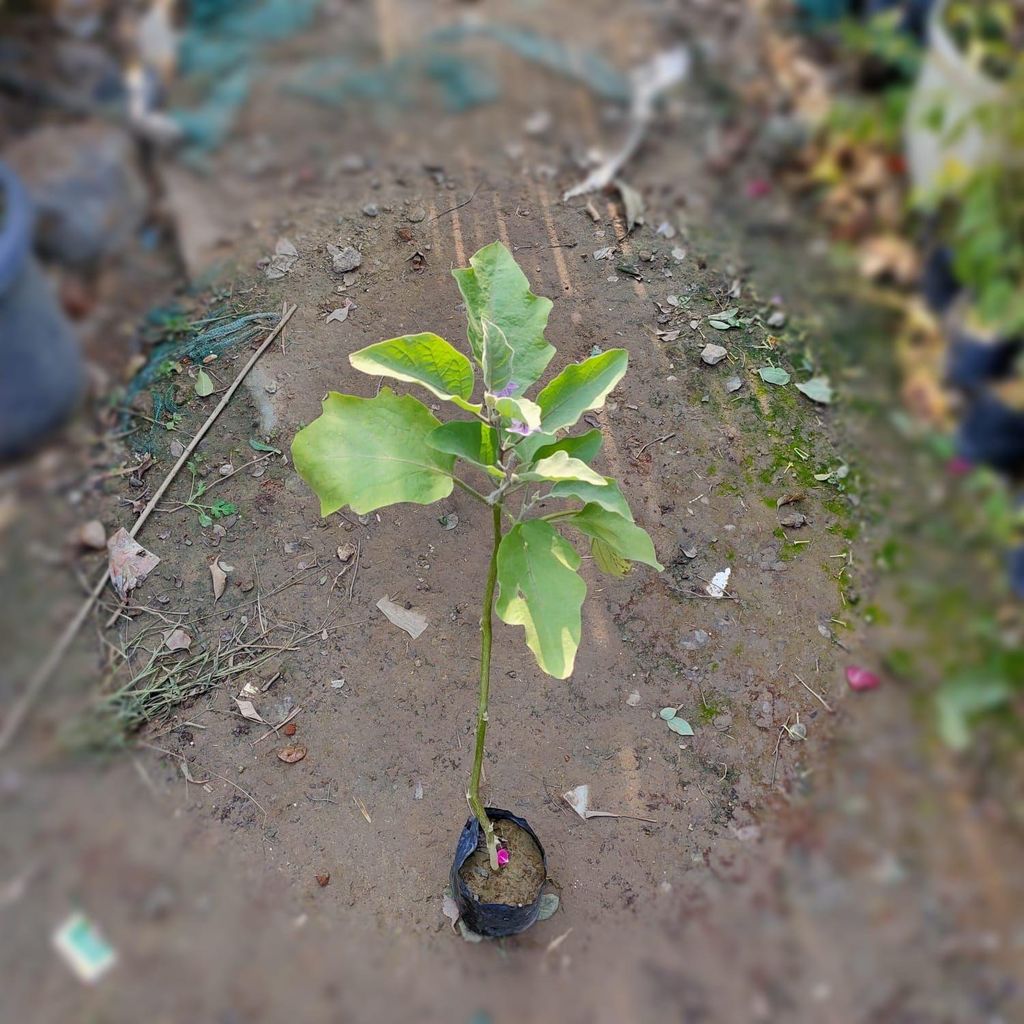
[140,741,268,825]
[431,181,482,221]
[633,432,676,459]
[0,306,297,753]
[794,674,834,714]
[251,706,301,746]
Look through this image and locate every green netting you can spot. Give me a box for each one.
[124,308,278,436]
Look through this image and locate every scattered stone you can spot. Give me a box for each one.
[679,629,710,652]
[75,520,106,550]
[327,244,362,274]
[779,512,808,528]
[725,376,743,393]
[701,344,728,366]
[406,205,427,223]
[362,203,379,217]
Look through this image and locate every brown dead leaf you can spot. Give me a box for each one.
[234,698,265,724]
[277,743,307,764]
[336,543,356,564]
[209,558,229,601]
[776,492,805,508]
[376,596,427,639]
[163,628,192,652]
[441,892,461,931]
[315,873,330,887]
[107,528,160,601]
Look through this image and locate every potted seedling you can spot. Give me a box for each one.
[906,0,1022,194]
[292,241,662,936]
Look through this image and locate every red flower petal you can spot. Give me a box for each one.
[846,665,881,692]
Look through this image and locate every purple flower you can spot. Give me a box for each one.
[506,420,538,437]
[493,381,518,399]
[496,848,510,868]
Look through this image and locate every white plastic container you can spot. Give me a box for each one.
[905,0,1007,195]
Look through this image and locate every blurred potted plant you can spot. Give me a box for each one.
[906,0,1021,194]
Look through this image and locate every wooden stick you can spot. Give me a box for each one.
[0,306,297,753]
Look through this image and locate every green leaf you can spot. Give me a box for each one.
[528,428,602,466]
[536,349,628,433]
[492,395,542,434]
[666,716,694,736]
[496,520,586,679]
[198,512,213,528]
[795,376,834,404]
[519,451,606,486]
[248,439,282,454]
[427,421,500,473]
[936,673,1012,751]
[291,388,455,516]
[569,504,662,569]
[758,366,791,386]
[548,477,633,520]
[452,241,555,396]
[591,537,630,576]
[195,369,214,397]
[480,319,514,394]
[349,333,478,411]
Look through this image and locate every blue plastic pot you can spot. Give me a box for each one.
[0,161,83,460]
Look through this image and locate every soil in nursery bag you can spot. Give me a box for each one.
[459,818,546,906]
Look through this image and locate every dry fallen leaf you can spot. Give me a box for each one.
[234,698,265,724]
[239,681,260,698]
[315,873,330,887]
[325,299,355,325]
[107,528,160,601]
[209,558,229,601]
[441,892,461,931]
[336,543,356,564]
[776,492,805,508]
[277,743,307,763]
[562,784,658,823]
[163,628,192,652]
[376,596,427,639]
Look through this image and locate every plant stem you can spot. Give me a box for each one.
[467,502,502,871]
[451,476,491,505]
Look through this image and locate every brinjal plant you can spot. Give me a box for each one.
[292,242,662,871]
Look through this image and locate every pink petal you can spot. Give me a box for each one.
[846,665,881,692]
[496,848,510,868]
[946,456,974,477]
[745,178,772,199]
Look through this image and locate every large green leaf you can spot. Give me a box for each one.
[292,388,454,516]
[547,477,633,520]
[516,428,602,468]
[569,504,662,569]
[496,520,586,679]
[480,319,514,394]
[349,333,478,411]
[452,242,555,396]
[591,537,630,576]
[427,421,501,473]
[519,451,606,486]
[537,349,628,432]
